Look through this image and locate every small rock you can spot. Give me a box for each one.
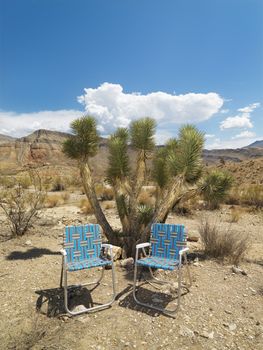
[179,326,195,338]
[120,257,134,269]
[229,323,237,331]
[72,305,87,313]
[232,266,247,275]
[187,230,200,242]
[200,331,214,339]
[225,309,232,314]
[106,245,122,261]
[25,240,32,246]
[249,287,257,294]
[169,282,179,294]
[152,297,162,303]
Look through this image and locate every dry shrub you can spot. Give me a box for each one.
[0,179,45,237]
[0,176,16,188]
[51,177,65,191]
[104,201,115,210]
[199,216,250,265]
[64,174,82,189]
[16,175,32,189]
[79,198,93,214]
[138,191,155,206]
[61,191,70,203]
[45,194,61,208]
[229,207,241,223]
[241,185,263,209]
[96,184,114,201]
[226,187,241,205]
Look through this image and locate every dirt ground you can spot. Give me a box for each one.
[0,204,262,350]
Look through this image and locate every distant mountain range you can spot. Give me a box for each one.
[0,129,263,178]
[246,140,263,148]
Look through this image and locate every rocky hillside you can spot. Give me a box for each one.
[0,129,110,178]
[246,140,263,148]
[0,134,16,144]
[0,130,263,184]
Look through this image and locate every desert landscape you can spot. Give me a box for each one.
[0,129,262,350]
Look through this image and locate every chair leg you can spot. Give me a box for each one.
[133,263,183,317]
[63,263,116,316]
[60,260,64,288]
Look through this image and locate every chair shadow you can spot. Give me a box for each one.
[35,285,99,317]
[6,248,60,260]
[118,284,176,317]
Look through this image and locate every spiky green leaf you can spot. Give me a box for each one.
[63,116,99,160]
[130,117,156,155]
[107,128,130,183]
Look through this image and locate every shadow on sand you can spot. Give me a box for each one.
[35,285,100,317]
[6,248,60,260]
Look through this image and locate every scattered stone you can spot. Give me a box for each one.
[229,323,237,331]
[249,287,257,294]
[232,266,247,275]
[169,282,179,294]
[72,305,87,313]
[106,245,122,261]
[25,240,32,246]
[187,230,200,242]
[120,257,134,269]
[200,331,214,339]
[179,326,195,338]
[223,322,237,332]
[152,297,162,303]
[225,309,232,315]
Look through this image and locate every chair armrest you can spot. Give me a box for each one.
[60,249,67,256]
[179,247,189,256]
[101,243,113,249]
[101,243,113,259]
[136,242,150,249]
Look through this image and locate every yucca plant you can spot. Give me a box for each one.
[63,115,233,256]
[201,170,234,209]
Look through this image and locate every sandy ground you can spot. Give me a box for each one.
[0,204,262,350]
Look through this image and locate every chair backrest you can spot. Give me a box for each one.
[63,224,102,263]
[150,223,187,260]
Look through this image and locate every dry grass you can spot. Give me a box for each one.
[79,198,93,214]
[199,216,250,265]
[226,185,263,209]
[95,184,114,201]
[45,194,61,208]
[138,190,155,206]
[61,191,70,203]
[103,201,115,210]
[229,207,241,223]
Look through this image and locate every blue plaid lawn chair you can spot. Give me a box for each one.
[60,224,116,316]
[133,223,192,316]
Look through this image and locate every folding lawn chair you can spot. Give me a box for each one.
[60,224,116,316]
[133,223,192,316]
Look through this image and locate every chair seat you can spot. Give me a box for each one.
[136,256,179,271]
[67,257,112,271]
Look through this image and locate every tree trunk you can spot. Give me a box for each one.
[79,162,118,245]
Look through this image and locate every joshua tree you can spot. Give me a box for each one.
[63,115,232,257]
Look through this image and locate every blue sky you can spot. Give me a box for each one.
[0,0,262,148]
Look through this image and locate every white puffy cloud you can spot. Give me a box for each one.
[206,135,261,149]
[78,82,224,133]
[0,110,83,137]
[232,130,256,139]
[205,134,215,139]
[237,103,260,113]
[220,114,253,129]
[220,102,260,130]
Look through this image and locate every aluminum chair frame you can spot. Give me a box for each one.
[60,225,116,316]
[133,224,192,317]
